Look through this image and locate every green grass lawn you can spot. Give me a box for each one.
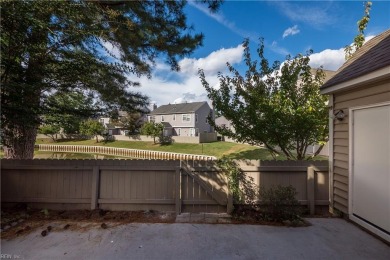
[34,138,327,160]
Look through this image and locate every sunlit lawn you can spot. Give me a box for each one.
[34,138,327,160]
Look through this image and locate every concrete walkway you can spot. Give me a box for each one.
[1,218,389,260]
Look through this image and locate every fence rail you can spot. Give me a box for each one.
[1,159,328,214]
[37,144,216,161]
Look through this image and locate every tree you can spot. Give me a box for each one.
[140,122,164,144]
[79,120,105,143]
[1,0,222,158]
[110,111,143,135]
[345,1,372,59]
[43,91,100,138]
[199,39,328,160]
[38,124,61,142]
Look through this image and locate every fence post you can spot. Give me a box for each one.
[91,166,100,210]
[175,166,181,215]
[307,166,315,215]
[227,180,234,214]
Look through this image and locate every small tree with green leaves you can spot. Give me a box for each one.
[199,39,328,160]
[345,1,372,60]
[38,124,60,142]
[79,120,105,143]
[140,122,164,144]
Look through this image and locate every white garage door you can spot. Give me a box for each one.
[350,103,390,242]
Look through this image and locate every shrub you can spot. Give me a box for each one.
[259,185,302,222]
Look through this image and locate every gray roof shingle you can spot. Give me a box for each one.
[149,101,208,115]
[321,29,390,90]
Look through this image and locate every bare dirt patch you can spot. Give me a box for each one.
[1,207,175,240]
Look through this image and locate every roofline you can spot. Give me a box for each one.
[148,111,197,115]
[320,65,390,94]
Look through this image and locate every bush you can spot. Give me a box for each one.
[259,185,302,222]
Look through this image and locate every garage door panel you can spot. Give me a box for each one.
[352,105,390,234]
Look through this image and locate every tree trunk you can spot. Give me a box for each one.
[3,126,37,159]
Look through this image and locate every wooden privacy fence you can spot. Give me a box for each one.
[37,144,216,161]
[1,159,328,215]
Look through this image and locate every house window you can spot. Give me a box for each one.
[161,115,164,122]
[173,114,176,121]
[148,116,155,122]
[182,114,191,122]
[195,114,198,123]
[177,128,181,136]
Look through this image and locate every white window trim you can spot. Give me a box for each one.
[182,114,191,122]
[173,114,176,121]
[161,115,164,122]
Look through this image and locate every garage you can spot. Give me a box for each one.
[320,29,390,242]
[350,103,390,240]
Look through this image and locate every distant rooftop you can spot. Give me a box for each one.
[149,101,208,115]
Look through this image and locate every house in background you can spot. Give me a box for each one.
[215,116,236,142]
[99,103,157,136]
[320,29,390,242]
[148,101,214,137]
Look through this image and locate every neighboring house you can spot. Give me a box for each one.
[98,103,157,136]
[148,101,214,137]
[320,29,390,242]
[215,116,236,142]
[98,117,121,135]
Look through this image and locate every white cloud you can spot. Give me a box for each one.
[127,45,244,106]
[309,48,345,71]
[270,41,290,56]
[308,34,377,71]
[179,44,244,76]
[283,25,300,38]
[273,2,334,28]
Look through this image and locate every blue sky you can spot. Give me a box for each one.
[126,1,390,106]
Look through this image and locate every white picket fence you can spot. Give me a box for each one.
[36,144,216,161]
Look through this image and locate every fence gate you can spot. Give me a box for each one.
[179,162,232,213]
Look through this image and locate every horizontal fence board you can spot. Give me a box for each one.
[2,198,91,203]
[182,200,219,205]
[1,165,93,170]
[98,199,175,204]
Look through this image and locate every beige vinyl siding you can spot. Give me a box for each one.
[332,79,390,213]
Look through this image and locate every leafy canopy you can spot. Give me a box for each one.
[43,91,99,138]
[140,121,164,144]
[199,39,328,160]
[79,119,105,143]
